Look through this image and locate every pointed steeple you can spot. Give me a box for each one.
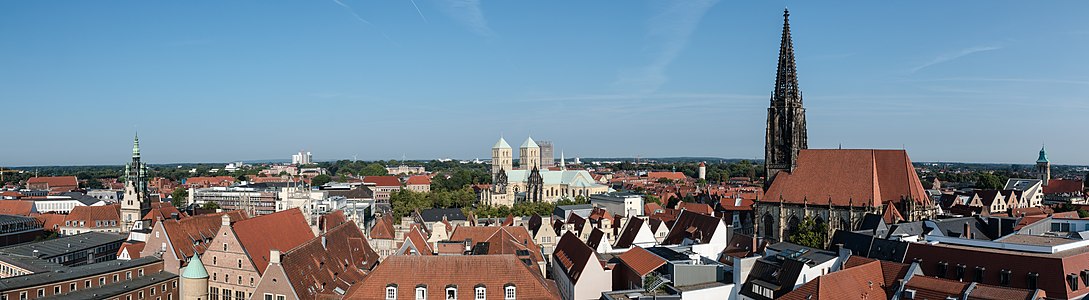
[132,132,141,158]
[1037,145,1049,163]
[560,150,566,171]
[773,8,802,107]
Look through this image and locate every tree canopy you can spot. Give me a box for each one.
[788,217,827,249]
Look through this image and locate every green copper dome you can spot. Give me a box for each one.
[181,253,209,279]
[1037,146,1049,163]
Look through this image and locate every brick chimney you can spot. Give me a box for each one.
[270,249,281,265]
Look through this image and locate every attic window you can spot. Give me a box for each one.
[936,261,948,278]
[974,266,985,283]
[954,264,966,280]
[1081,270,1089,286]
[999,269,1011,286]
[1027,272,1039,290]
[1069,274,1080,291]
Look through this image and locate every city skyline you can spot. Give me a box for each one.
[3,1,1087,166]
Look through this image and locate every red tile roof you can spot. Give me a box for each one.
[449,226,544,264]
[882,202,904,224]
[118,242,146,259]
[1044,179,1084,195]
[363,176,402,187]
[344,255,560,300]
[26,176,78,191]
[64,204,120,228]
[553,232,597,284]
[370,215,396,240]
[184,176,237,187]
[968,283,1044,300]
[35,213,65,232]
[905,276,972,299]
[279,220,379,299]
[647,172,687,181]
[616,246,666,276]
[144,202,186,225]
[662,210,723,245]
[763,149,929,207]
[781,258,889,300]
[405,175,431,185]
[718,197,755,211]
[0,200,35,216]
[676,202,714,215]
[160,210,248,262]
[231,208,315,274]
[402,224,434,255]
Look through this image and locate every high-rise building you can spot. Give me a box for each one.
[539,140,555,168]
[121,134,150,233]
[765,9,808,185]
[291,150,312,165]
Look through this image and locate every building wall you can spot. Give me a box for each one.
[204,222,261,300]
[754,202,879,243]
[0,262,166,300]
[251,263,297,300]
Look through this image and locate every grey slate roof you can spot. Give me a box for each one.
[416,208,467,222]
[0,257,161,291]
[0,232,125,259]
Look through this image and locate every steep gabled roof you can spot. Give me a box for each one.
[613,217,645,249]
[345,255,560,300]
[1044,179,1084,195]
[161,210,248,261]
[780,258,890,300]
[616,246,666,277]
[401,224,434,255]
[26,176,78,189]
[279,220,379,299]
[231,208,315,274]
[370,215,396,240]
[553,231,596,284]
[661,210,722,245]
[64,204,120,228]
[763,149,929,207]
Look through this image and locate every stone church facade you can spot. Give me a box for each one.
[755,10,936,244]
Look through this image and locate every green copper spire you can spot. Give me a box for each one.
[1037,146,1049,163]
[132,133,140,158]
[181,253,209,279]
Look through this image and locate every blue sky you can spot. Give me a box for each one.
[2,1,1087,166]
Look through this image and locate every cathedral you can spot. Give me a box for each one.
[120,134,151,233]
[754,10,936,243]
[480,137,608,207]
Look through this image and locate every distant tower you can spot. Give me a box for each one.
[539,141,555,168]
[121,133,149,233]
[765,8,808,186]
[560,151,567,171]
[491,137,513,182]
[520,137,541,170]
[1037,146,1051,185]
[698,162,707,180]
[180,253,209,300]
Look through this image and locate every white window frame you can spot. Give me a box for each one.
[386,286,397,300]
[505,286,515,300]
[415,287,427,300]
[474,287,485,300]
[445,287,457,300]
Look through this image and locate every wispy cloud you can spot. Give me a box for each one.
[409,0,429,23]
[614,0,720,94]
[331,0,395,42]
[438,0,493,37]
[910,46,1002,73]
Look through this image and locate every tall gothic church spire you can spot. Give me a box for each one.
[765,8,808,185]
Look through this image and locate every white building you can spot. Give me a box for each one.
[589,192,644,217]
[291,150,312,165]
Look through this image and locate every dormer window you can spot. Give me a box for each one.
[504,285,516,300]
[415,286,427,300]
[445,286,457,300]
[386,285,397,300]
[474,286,485,300]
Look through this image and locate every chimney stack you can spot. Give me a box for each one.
[963,222,972,239]
[270,249,281,264]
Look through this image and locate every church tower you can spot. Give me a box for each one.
[520,137,541,171]
[491,137,513,182]
[765,9,808,185]
[121,134,150,233]
[1037,146,1051,185]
